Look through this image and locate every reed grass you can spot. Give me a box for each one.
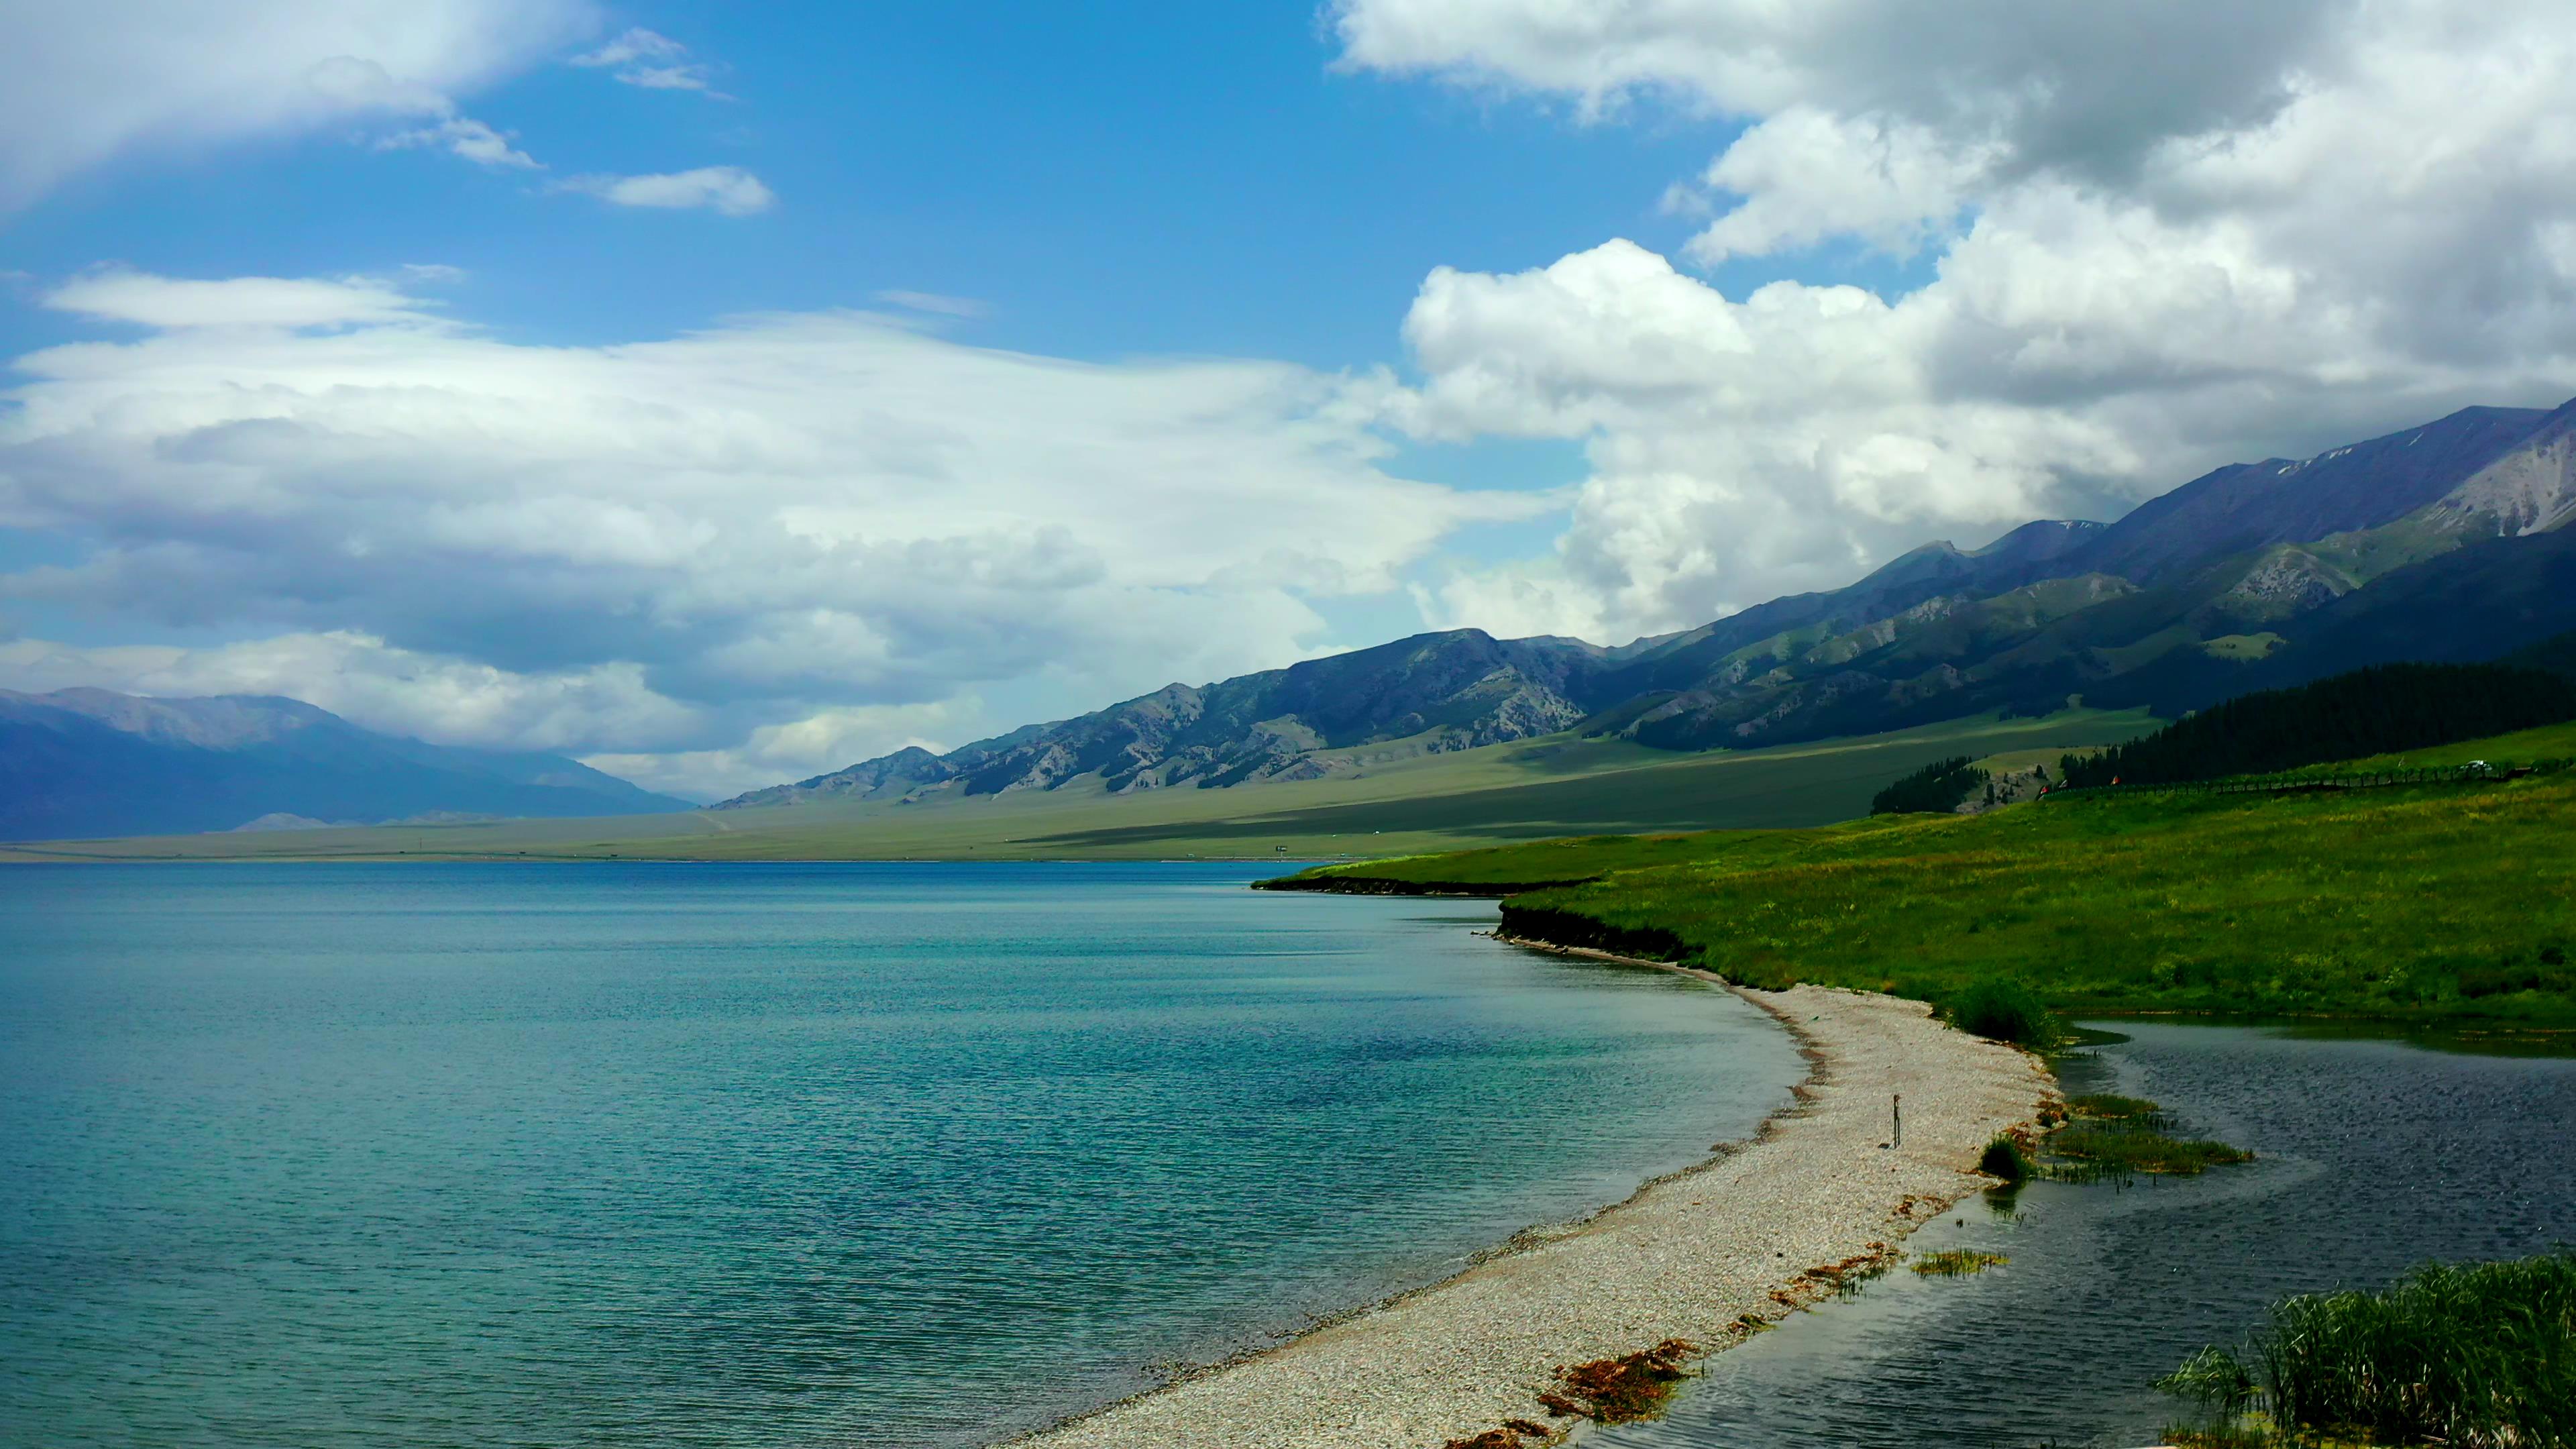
[1912,1250,2010,1277]
[2159,1252,2576,1448]
[2045,1125,2253,1180]
[2065,1093,2165,1123]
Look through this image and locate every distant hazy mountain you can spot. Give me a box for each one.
[0,690,691,842]
[718,394,2576,811]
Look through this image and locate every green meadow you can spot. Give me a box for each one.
[1277,735,2576,1028]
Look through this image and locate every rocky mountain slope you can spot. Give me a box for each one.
[720,395,2576,810]
[0,689,691,841]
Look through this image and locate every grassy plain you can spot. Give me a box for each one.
[0,710,2151,864]
[1279,763,2576,1027]
[2277,718,2576,774]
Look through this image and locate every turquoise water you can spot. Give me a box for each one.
[0,863,1803,1448]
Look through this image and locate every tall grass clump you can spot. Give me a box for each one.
[2065,1093,2165,1124]
[1945,979,2059,1047]
[2159,1252,2576,1448]
[1912,1249,2009,1277]
[2048,1126,2252,1178]
[1978,1134,2033,1184]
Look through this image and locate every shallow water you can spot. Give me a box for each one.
[0,863,1803,1448]
[1597,1021,2576,1448]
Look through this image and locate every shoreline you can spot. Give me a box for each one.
[1008,933,2053,1449]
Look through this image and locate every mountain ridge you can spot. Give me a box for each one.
[718,394,2576,810]
[0,689,692,842]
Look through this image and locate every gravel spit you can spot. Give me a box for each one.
[1009,947,2051,1448]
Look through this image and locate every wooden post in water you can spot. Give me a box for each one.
[1892,1093,1903,1148]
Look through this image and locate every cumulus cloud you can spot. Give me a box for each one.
[0,0,592,209]
[1670,108,1995,264]
[0,270,1538,793]
[557,166,775,215]
[1338,0,2576,640]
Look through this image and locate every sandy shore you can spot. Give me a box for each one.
[1010,940,2053,1449]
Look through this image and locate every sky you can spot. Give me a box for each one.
[3,1,2575,800]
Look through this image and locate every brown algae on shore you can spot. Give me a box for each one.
[1440,1419,1560,1449]
[1804,1242,1906,1297]
[1536,1338,1702,1424]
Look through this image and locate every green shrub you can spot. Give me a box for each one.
[1977,1134,2033,1183]
[1945,979,2059,1046]
[2458,959,2575,998]
[1872,755,1990,814]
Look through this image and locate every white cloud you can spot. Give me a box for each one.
[582,702,973,800]
[875,290,992,319]
[558,166,775,215]
[1672,108,1996,264]
[569,28,727,98]
[43,268,435,329]
[570,28,684,68]
[0,630,700,753]
[1339,0,2576,641]
[378,116,540,170]
[0,0,593,209]
[0,270,1540,789]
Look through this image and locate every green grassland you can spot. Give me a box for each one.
[0,710,2152,864]
[1276,754,2576,1028]
[2278,718,2576,774]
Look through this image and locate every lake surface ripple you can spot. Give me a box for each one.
[1597,1021,2576,1448]
[0,863,1803,1448]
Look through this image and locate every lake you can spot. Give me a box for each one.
[1596,1020,2576,1448]
[0,862,1804,1448]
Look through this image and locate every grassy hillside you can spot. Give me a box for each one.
[2060,661,2576,787]
[0,710,2151,863]
[1273,747,2576,1028]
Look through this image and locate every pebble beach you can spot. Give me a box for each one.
[1012,956,2053,1449]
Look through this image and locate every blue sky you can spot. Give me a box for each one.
[5,5,1771,364]
[3,1,2573,796]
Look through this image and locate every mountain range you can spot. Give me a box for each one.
[0,689,693,842]
[718,395,2576,810]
